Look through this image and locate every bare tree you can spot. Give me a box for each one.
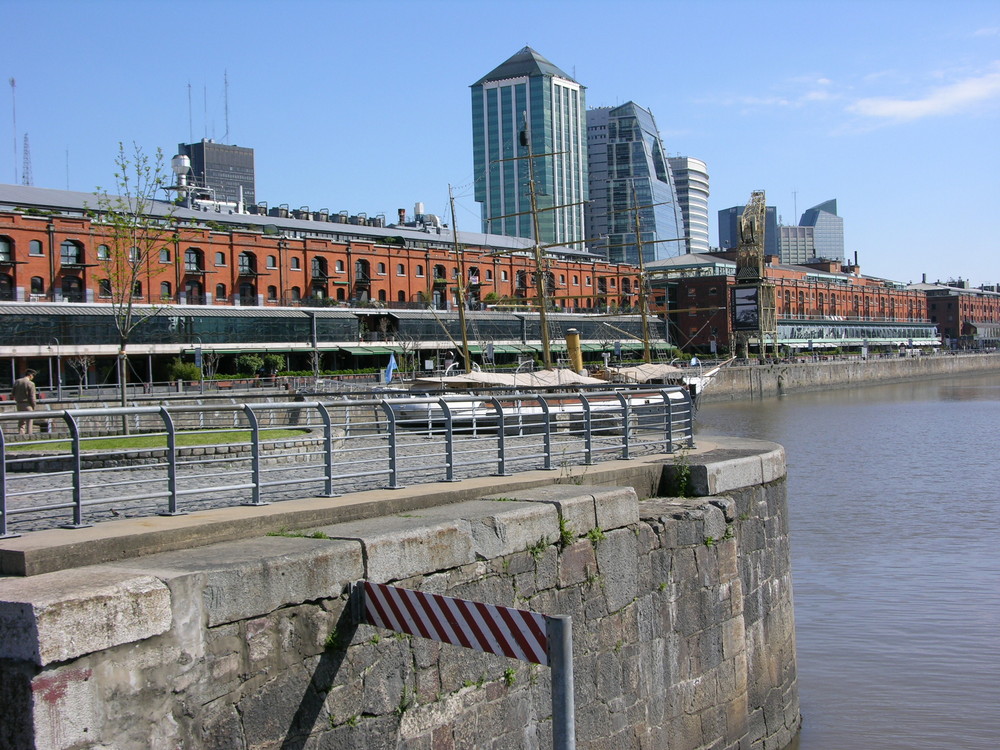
[67,355,95,390]
[91,142,175,421]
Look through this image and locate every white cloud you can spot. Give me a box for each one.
[849,65,1000,121]
[972,27,999,37]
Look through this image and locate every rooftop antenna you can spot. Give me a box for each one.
[9,77,17,183]
[21,133,31,186]
[203,84,208,139]
[65,148,69,189]
[187,82,193,142]
[223,70,229,144]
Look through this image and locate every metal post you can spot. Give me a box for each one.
[60,411,91,528]
[159,406,184,515]
[318,403,339,498]
[379,401,404,489]
[538,396,553,470]
[616,393,631,460]
[441,398,456,482]
[241,405,268,506]
[547,615,576,750]
[490,397,508,476]
[580,396,594,465]
[0,424,19,539]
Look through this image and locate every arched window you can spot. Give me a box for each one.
[60,240,83,266]
[335,260,345,273]
[133,281,142,297]
[29,240,43,256]
[355,259,370,281]
[290,256,301,270]
[185,280,204,304]
[185,248,204,273]
[377,262,386,275]
[0,237,12,262]
[128,247,140,263]
[215,252,226,266]
[336,287,345,301]
[238,252,257,275]
[159,248,171,263]
[239,282,257,305]
[31,276,45,295]
[266,255,277,269]
[0,273,13,300]
[486,269,493,281]
[396,263,405,276]
[216,283,227,301]
[398,290,406,303]
[434,265,447,281]
[97,244,110,261]
[62,276,84,302]
[312,257,327,277]
[290,286,301,301]
[267,285,277,301]
[415,264,424,278]
[378,289,387,302]
[160,281,172,300]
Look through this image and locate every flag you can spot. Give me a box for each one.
[384,353,398,384]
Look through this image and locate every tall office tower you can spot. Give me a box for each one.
[667,156,710,254]
[471,47,587,247]
[176,139,255,206]
[584,103,683,266]
[799,199,844,262]
[718,204,778,256]
[778,225,816,265]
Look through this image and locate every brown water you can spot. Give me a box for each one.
[697,372,1000,750]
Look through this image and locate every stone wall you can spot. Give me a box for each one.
[704,351,1000,402]
[0,439,798,750]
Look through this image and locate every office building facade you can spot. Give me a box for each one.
[471,47,587,247]
[176,139,255,206]
[799,199,844,262]
[778,225,815,265]
[585,103,684,266]
[718,204,779,257]
[667,156,710,254]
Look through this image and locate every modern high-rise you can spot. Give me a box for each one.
[471,47,587,247]
[176,139,255,206]
[799,199,844,262]
[585,103,683,266]
[667,156,710,254]
[778,225,816,265]
[718,204,778,256]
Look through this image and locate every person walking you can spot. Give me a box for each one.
[12,369,37,435]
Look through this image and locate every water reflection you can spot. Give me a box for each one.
[697,372,1000,750]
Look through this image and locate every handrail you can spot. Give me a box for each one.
[0,388,694,537]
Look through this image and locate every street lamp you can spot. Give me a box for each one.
[48,337,62,400]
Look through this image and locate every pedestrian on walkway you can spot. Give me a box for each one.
[12,369,37,435]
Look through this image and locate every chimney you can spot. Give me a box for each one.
[922,273,926,283]
[398,208,406,224]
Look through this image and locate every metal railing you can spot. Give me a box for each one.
[0,388,694,536]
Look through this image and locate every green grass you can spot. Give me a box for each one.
[8,428,311,453]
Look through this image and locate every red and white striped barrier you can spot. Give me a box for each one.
[360,580,550,665]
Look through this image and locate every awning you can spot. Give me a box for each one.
[340,346,398,355]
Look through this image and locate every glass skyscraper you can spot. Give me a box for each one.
[799,199,844,262]
[667,156,710,254]
[585,103,684,266]
[471,47,587,247]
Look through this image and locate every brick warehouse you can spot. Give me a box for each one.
[0,186,640,313]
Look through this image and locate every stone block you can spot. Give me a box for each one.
[483,485,598,539]
[110,536,363,628]
[596,529,638,613]
[0,568,171,665]
[316,513,475,583]
[592,486,640,531]
[694,455,764,496]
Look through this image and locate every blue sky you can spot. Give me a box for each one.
[5,0,999,286]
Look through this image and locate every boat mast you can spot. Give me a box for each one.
[448,184,473,372]
[631,182,653,364]
[522,114,553,369]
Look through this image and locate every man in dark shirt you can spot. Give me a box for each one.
[12,369,37,434]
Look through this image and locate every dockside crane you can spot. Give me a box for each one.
[732,190,778,359]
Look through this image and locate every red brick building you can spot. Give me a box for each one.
[0,186,640,313]
[647,251,938,354]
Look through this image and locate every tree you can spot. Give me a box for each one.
[91,142,175,422]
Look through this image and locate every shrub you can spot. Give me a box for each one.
[236,354,264,376]
[167,358,201,382]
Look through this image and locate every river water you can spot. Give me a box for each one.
[696,371,1000,750]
